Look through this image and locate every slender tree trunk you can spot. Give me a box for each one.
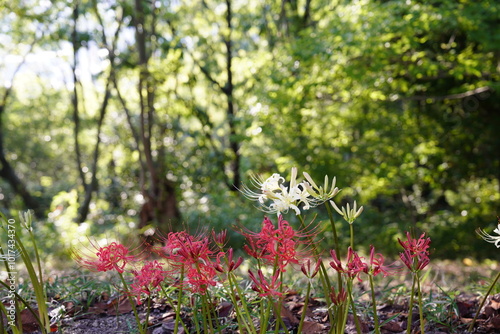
[76,1,123,223]
[134,0,181,233]
[0,40,43,218]
[71,2,87,194]
[224,0,241,191]
[0,106,43,218]
[77,77,112,223]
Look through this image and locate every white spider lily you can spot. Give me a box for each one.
[303,172,340,202]
[267,188,301,216]
[476,224,500,248]
[240,167,318,216]
[329,200,363,224]
[240,173,284,203]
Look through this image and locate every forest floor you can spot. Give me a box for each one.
[5,260,500,334]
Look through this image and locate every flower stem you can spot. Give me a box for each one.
[369,274,380,334]
[325,203,342,259]
[260,299,272,334]
[117,271,145,334]
[231,272,258,333]
[297,280,312,334]
[227,273,256,334]
[469,270,500,332]
[298,214,334,323]
[349,223,354,249]
[160,287,189,333]
[406,273,417,334]
[174,267,185,334]
[347,279,362,334]
[272,299,290,334]
[416,272,425,334]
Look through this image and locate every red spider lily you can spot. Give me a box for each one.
[330,247,366,281]
[240,216,314,272]
[243,236,267,259]
[398,232,431,272]
[400,248,430,272]
[159,231,218,294]
[398,231,431,256]
[161,231,215,266]
[75,240,136,273]
[214,248,244,273]
[248,269,283,298]
[212,229,228,248]
[130,260,169,304]
[330,286,347,306]
[185,265,218,294]
[300,258,321,279]
[364,245,397,277]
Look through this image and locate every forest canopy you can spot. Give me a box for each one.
[0,0,499,260]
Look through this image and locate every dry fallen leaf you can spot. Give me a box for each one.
[300,320,325,334]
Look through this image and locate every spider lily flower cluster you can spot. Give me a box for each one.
[63,168,444,334]
[241,167,339,216]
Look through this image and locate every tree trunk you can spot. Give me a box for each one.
[0,119,43,218]
[134,0,181,234]
[0,41,44,218]
[224,0,241,191]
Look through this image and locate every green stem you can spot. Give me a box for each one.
[200,293,212,333]
[369,275,380,334]
[174,267,185,333]
[13,227,49,332]
[144,296,152,331]
[297,280,311,334]
[347,279,362,334]
[160,287,189,333]
[0,302,21,334]
[227,275,253,334]
[325,202,341,258]
[117,271,145,334]
[416,272,425,334]
[406,273,417,334]
[469,271,500,332]
[272,299,290,334]
[0,280,41,332]
[192,295,202,334]
[349,223,354,249]
[346,281,361,334]
[260,299,272,334]
[297,214,334,323]
[229,272,257,333]
[325,204,344,286]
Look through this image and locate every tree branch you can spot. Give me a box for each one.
[401,86,492,102]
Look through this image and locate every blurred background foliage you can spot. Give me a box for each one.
[0,0,499,266]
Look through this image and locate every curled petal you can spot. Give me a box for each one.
[477,225,500,248]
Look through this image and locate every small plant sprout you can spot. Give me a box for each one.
[469,219,500,332]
